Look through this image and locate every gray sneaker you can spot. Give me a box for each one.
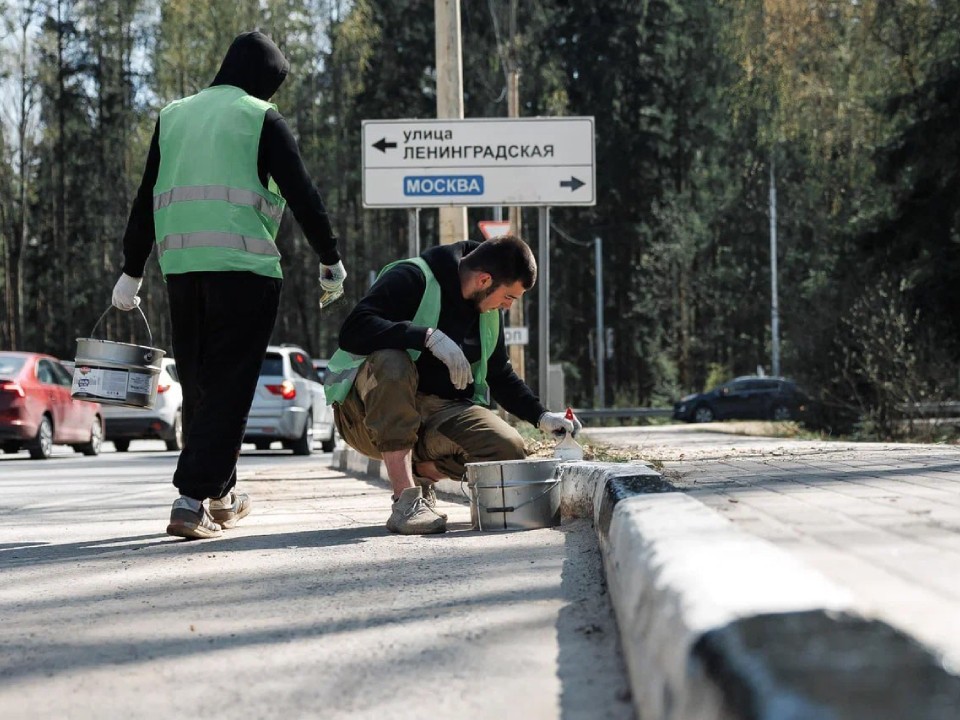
[209,491,252,529]
[166,498,222,540]
[414,477,447,520]
[386,487,447,535]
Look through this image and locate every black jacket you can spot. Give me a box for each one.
[120,31,339,277]
[337,241,546,426]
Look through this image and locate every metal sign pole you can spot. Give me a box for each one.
[538,206,550,406]
[595,236,605,408]
[407,208,421,257]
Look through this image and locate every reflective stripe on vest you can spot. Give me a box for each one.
[157,232,282,259]
[324,257,499,406]
[153,185,285,224]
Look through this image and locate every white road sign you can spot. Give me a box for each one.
[362,117,595,208]
[504,326,529,346]
[478,220,512,240]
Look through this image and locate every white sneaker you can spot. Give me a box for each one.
[386,487,447,535]
[208,491,252,529]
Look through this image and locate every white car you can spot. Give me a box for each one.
[245,345,336,454]
[100,358,183,452]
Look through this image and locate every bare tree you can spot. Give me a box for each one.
[1,0,42,349]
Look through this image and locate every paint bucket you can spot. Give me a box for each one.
[71,305,165,409]
[464,458,562,531]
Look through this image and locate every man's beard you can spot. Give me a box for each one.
[468,284,497,311]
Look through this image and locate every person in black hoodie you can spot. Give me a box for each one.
[111,31,346,540]
[326,235,581,535]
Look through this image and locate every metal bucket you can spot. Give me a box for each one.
[71,305,165,409]
[464,458,562,531]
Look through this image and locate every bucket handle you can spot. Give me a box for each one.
[89,304,154,350]
[464,477,560,514]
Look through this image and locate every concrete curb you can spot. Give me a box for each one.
[331,448,960,719]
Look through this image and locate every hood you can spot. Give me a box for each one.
[211,31,289,101]
[421,241,476,302]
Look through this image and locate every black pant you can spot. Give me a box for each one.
[167,271,281,500]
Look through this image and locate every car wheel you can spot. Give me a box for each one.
[321,424,337,453]
[771,404,792,421]
[79,416,103,456]
[290,413,313,456]
[165,410,183,451]
[113,439,131,453]
[2,441,20,454]
[693,405,715,423]
[28,415,54,459]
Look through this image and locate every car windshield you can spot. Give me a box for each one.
[260,354,284,377]
[0,355,26,378]
[166,363,179,383]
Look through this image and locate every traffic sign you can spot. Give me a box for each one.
[478,220,512,240]
[504,326,529,346]
[362,117,595,208]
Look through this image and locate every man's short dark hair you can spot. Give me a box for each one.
[461,235,537,289]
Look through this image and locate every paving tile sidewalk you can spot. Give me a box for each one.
[653,441,960,669]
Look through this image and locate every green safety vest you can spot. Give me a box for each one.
[324,256,500,406]
[153,85,286,278]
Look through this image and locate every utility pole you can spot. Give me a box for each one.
[435,0,467,245]
[769,153,781,377]
[506,0,525,379]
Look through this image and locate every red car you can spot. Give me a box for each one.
[0,351,104,459]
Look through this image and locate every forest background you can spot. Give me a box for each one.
[1,0,958,439]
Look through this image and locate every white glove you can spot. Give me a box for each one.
[112,273,142,311]
[318,261,347,308]
[425,329,473,390]
[538,411,582,438]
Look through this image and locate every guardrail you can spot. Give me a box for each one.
[572,407,673,421]
[896,401,960,419]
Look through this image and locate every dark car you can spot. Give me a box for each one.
[0,351,104,458]
[673,376,809,423]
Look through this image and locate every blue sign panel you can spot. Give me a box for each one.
[403,175,484,197]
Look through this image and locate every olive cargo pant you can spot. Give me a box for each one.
[333,350,526,479]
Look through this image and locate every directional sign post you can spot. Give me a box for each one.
[362,117,595,208]
[362,116,596,409]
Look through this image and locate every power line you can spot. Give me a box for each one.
[550,222,592,248]
[483,0,511,103]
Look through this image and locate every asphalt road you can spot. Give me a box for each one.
[0,441,633,720]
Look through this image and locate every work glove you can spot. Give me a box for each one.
[538,410,582,439]
[111,273,142,311]
[319,260,347,308]
[425,329,473,390]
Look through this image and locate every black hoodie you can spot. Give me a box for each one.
[120,31,339,277]
[337,241,547,426]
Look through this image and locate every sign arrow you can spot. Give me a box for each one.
[560,176,585,192]
[372,137,397,153]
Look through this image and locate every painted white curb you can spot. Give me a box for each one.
[331,448,960,719]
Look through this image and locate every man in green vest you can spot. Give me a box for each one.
[326,235,581,535]
[111,31,346,540]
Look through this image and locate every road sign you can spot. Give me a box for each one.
[504,326,529,346]
[478,220,512,240]
[362,117,595,208]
